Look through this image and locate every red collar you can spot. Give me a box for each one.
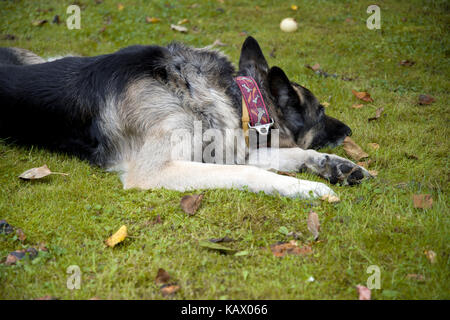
[235,76,274,135]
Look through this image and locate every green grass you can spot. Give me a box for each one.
[0,0,449,300]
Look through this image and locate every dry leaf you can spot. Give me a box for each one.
[356,285,371,300]
[357,159,373,168]
[406,274,425,281]
[155,268,171,285]
[171,24,188,33]
[399,60,415,66]
[270,240,312,257]
[117,3,124,11]
[343,137,369,161]
[145,17,161,23]
[16,228,26,242]
[18,164,68,180]
[211,39,227,47]
[307,211,320,241]
[5,248,38,265]
[180,194,204,215]
[161,284,180,296]
[368,143,380,150]
[310,63,321,71]
[321,102,330,108]
[321,194,340,203]
[413,194,433,209]
[291,5,298,10]
[352,90,373,102]
[32,20,48,27]
[368,107,384,121]
[368,170,378,177]
[418,94,435,105]
[177,18,189,25]
[105,225,127,247]
[351,103,363,109]
[424,250,436,264]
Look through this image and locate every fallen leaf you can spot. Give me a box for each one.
[307,211,320,241]
[418,94,435,105]
[356,285,371,300]
[291,5,298,10]
[209,236,234,243]
[311,63,321,71]
[145,17,161,24]
[117,3,124,11]
[367,143,380,150]
[352,90,373,102]
[351,103,363,109]
[161,284,180,296]
[406,274,425,281]
[270,240,312,257]
[321,102,330,108]
[199,240,236,253]
[32,20,48,27]
[171,24,188,33]
[105,225,127,247]
[413,194,433,209]
[177,18,189,25]
[399,60,415,67]
[18,164,68,180]
[368,107,384,121]
[16,228,26,242]
[180,194,204,215]
[0,220,14,234]
[239,31,248,36]
[155,268,171,285]
[5,248,38,265]
[343,137,369,161]
[321,194,341,203]
[368,170,378,177]
[357,159,373,168]
[424,250,436,264]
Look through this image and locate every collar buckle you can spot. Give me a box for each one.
[248,119,274,135]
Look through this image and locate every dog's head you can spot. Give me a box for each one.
[238,36,352,149]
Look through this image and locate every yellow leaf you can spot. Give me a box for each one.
[146,17,161,24]
[291,5,298,10]
[177,18,189,25]
[106,225,127,247]
[117,3,124,11]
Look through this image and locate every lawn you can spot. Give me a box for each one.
[0,0,449,300]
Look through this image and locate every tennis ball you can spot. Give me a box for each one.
[280,18,298,32]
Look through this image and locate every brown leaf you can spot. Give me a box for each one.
[170,24,188,33]
[424,250,437,264]
[367,143,380,150]
[311,63,320,71]
[368,107,384,121]
[418,94,435,105]
[413,194,433,209]
[352,90,373,102]
[356,285,371,300]
[307,211,320,241]
[351,103,363,109]
[16,228,26,242]
[161,284,180,296]
[18,164,68,180]
[4,248,37,265]
[270,240,312,257]
[343,137,369,161]
[155,268,171,285]
[368,170,378,177]
[180,194,204,215]
[399,60,415,67]
[145,17,161,24]
[357,159,373,168]
[406,274,425,281]
[32,20,48,27]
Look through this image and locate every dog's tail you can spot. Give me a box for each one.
[0,47,45,66]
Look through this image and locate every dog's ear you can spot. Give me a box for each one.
[268,66,299,110]
[238,36,269,76]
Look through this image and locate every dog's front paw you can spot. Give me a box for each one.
[318,155,372,186]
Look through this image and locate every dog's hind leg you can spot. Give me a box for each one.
[124,160,336,199]
[249,148,372,185]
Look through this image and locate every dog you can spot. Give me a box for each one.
[0,37,370,199]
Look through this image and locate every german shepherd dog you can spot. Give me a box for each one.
[0,37,370,198]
